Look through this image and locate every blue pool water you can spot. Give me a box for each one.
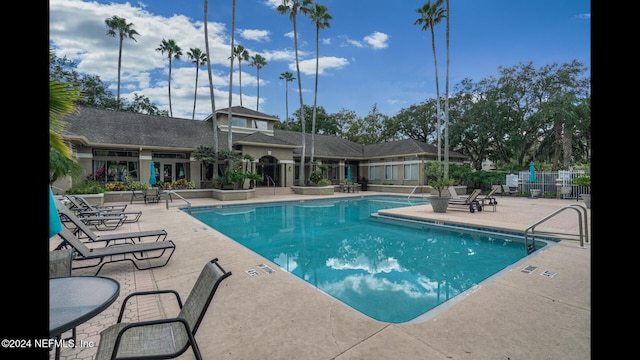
[186,195,547,323]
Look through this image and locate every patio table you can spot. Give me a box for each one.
[49,276,120,360]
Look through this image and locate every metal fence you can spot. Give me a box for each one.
[516,170,589,199]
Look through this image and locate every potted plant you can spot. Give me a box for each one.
[245,172,263,189]
[572,174,591,209]
[425,161,455,213]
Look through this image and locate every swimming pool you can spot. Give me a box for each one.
[186,195,548,323]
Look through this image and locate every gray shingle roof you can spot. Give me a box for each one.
[61,106,466,160]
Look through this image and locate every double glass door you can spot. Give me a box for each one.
[153,162,187,184]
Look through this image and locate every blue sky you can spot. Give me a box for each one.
[49,0,590,122]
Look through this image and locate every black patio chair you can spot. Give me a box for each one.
[94,258,232,360]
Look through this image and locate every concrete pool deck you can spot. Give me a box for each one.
[50,190,591,360]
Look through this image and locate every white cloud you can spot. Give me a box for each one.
[298,56,349,76]
[363,31,389,50]
[239,28,270,42]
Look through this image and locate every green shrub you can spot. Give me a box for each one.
[315,179,332,187]
[122,176,148,191]
[309,169,324,184]
[66,180,107,194]
[424,161,454,196]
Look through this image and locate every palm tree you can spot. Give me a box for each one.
[444,0,450,178]
[203,0,218,152]
[156,39,183,117]
[277,0,312,185]
[415,0,445,162]
[308,3,332,165]
[227,0,237,151]
[279,71,295,124]
[249,54,268,111]
[187,47,208,120]
[105,15,139,110]
[231,45,250,107]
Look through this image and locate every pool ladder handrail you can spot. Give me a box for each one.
[408,185,425,200]
[265,175,276,196]
[164,190,192,214]
[524,203,589,254]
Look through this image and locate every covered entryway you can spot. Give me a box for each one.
[257,156,279,186]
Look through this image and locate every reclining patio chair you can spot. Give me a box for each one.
[65,195,142,223]
[54,227,176,275]
[94,258,232,360]
[56,203,167,246]
[56,202,127,231]
[448,186,463,199]
[499,184,515,196]
[448,188,483,213]
[66,195,128,212]
[478,186,499,212]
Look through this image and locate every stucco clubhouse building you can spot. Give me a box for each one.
[56,105,467,190]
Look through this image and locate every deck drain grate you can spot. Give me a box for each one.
[257,264,276,274]
[520,265,538,274]
[540,270,556,278]
[245,269,260,277]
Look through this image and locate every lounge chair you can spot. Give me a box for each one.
[144,188,161,204]
[448,188,483,213]
[94,258,232,360]
[448,186,463,199]
[54,227,176,275]
[56,203,167,246]
[479,187,499,212]
[67,195,128,212]
[65,195,142,223]
[499,184,515,196]
[58,200,127,231]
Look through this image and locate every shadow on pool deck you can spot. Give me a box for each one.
[51,191,591,360]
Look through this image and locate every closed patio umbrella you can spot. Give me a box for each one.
[529,161,536,183]
[49,186,62,238]
[149,161,157,186]
[347,166,351,183]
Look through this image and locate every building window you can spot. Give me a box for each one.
[252,120,267,130]
[369,165,380,180]
[92,150,140,182]
[403,157,419,180]
[384,158,398,180]
[231,116,246,127]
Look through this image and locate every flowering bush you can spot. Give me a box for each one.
[105,181,125,191]
[309,170,324,184]
[87,167,105,182]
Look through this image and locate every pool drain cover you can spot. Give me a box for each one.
[521,265,537,274]
[540,270,556,278]
[258,264,276,274]
[245,269,260,277]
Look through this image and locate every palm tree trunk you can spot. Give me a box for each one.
[444,0,450,178]
[168,58,173,117]
[227,0,236,150]
[117,36,123,109]
[204,0,218,152]
[430,28,441,162]
[285,81,289,124]
[192,66,199,120]
[311,25,320,164]
[293,14,306,185]
[239,61,243,107]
